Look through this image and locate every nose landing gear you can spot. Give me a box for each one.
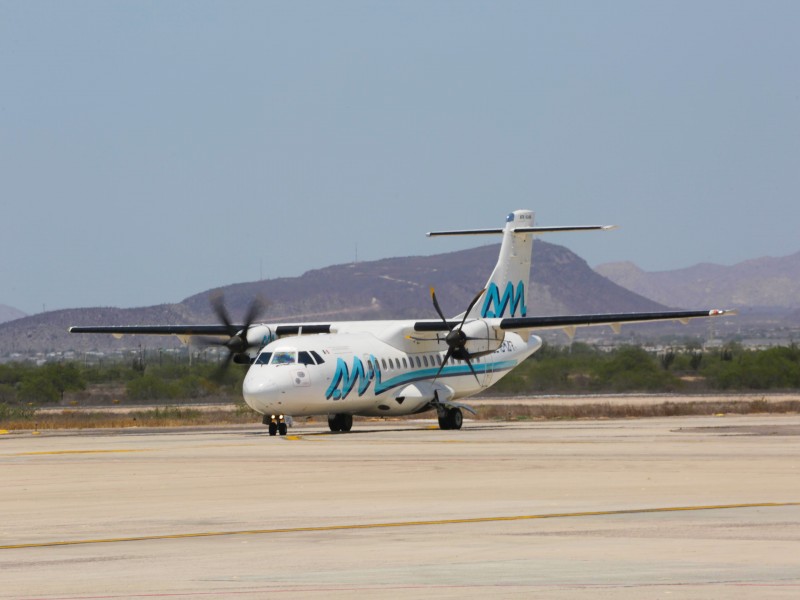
[263,414,288,436]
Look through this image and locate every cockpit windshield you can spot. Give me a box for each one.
[255,349,325,366]
[271,351,297,365]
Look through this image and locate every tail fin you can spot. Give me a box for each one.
[427,210,614,319]
[473,210,535,318]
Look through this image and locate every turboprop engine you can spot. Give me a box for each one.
[460,320,504,355]
[231,325,275,363]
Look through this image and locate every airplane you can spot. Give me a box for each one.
[70,210,733,435]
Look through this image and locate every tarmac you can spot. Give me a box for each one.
[1,414,799,599]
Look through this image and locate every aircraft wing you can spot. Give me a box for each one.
[68,324,333,336]
[69,325,236,336]
[413,309,734,334]
[497,309,734,331]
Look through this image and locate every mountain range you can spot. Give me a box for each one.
[596,252,800,312]
[0,240,664,354]
[3,241,798,356]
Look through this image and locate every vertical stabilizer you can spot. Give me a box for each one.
[470,210,534,319]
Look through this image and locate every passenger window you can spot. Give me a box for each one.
[256,352,272,365]
[415,356,422,368]
[310,350,325,364]
[381,358,387,370]
[298,351,314,365]
[422,355,429,367]
[402,357,408,368]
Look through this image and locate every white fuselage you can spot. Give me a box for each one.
[242,320,541,418]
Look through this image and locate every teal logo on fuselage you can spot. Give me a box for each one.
[326,355,381,400]
[481,281,527,318]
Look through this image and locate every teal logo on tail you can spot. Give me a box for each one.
[481,281,527,318]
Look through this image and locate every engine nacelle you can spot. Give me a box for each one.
[244,325,275,354]
[460,320,504,355]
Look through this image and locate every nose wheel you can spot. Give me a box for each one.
[263,414,288,436]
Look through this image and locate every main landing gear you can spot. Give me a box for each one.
[263,414,288,436]
[437,406,463,430]
[328,413,353,433]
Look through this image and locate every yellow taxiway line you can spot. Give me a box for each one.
[8,449,150,457]
[2,502,798,551]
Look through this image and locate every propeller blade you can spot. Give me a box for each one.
[463,355,481,385]
[458,288,486,331]
[211,351,235,382]
[193,335,229,348]
[431,346,455,384]
[430,287,450,328]
[242,295,265,330]
[210,292,235,335]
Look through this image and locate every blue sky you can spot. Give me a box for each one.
[2,1,798,314]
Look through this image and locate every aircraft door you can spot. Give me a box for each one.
[481,359,493,388]
[363,354,378,382]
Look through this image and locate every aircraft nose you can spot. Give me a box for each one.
[242,372,278,411]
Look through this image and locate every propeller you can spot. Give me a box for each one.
[197,292,265,377]
[429,287,486,384]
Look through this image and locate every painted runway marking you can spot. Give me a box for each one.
[2,502,797,551]
[7,449,151,457]
[4,442,270,458]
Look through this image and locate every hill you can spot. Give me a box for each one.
[596,251,800,312]
[0,304,26,324]
[0,240,664,355]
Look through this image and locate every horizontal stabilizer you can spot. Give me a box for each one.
[426,225,615,237]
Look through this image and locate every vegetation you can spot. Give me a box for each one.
[2,342,800,429]
[477,399,800,421]
[491,341,800,395]
[0,360,244,407]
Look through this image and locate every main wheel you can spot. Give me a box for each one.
[450,407,463,430]
[328,414,353,433]
[438,407,463,430]
[278,422,288,436]
[268,422,278,436]
[438,412,451,430]
[339,414,353,432]
[328,414,341,432]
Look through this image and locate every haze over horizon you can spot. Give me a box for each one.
[2,1,798,315]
